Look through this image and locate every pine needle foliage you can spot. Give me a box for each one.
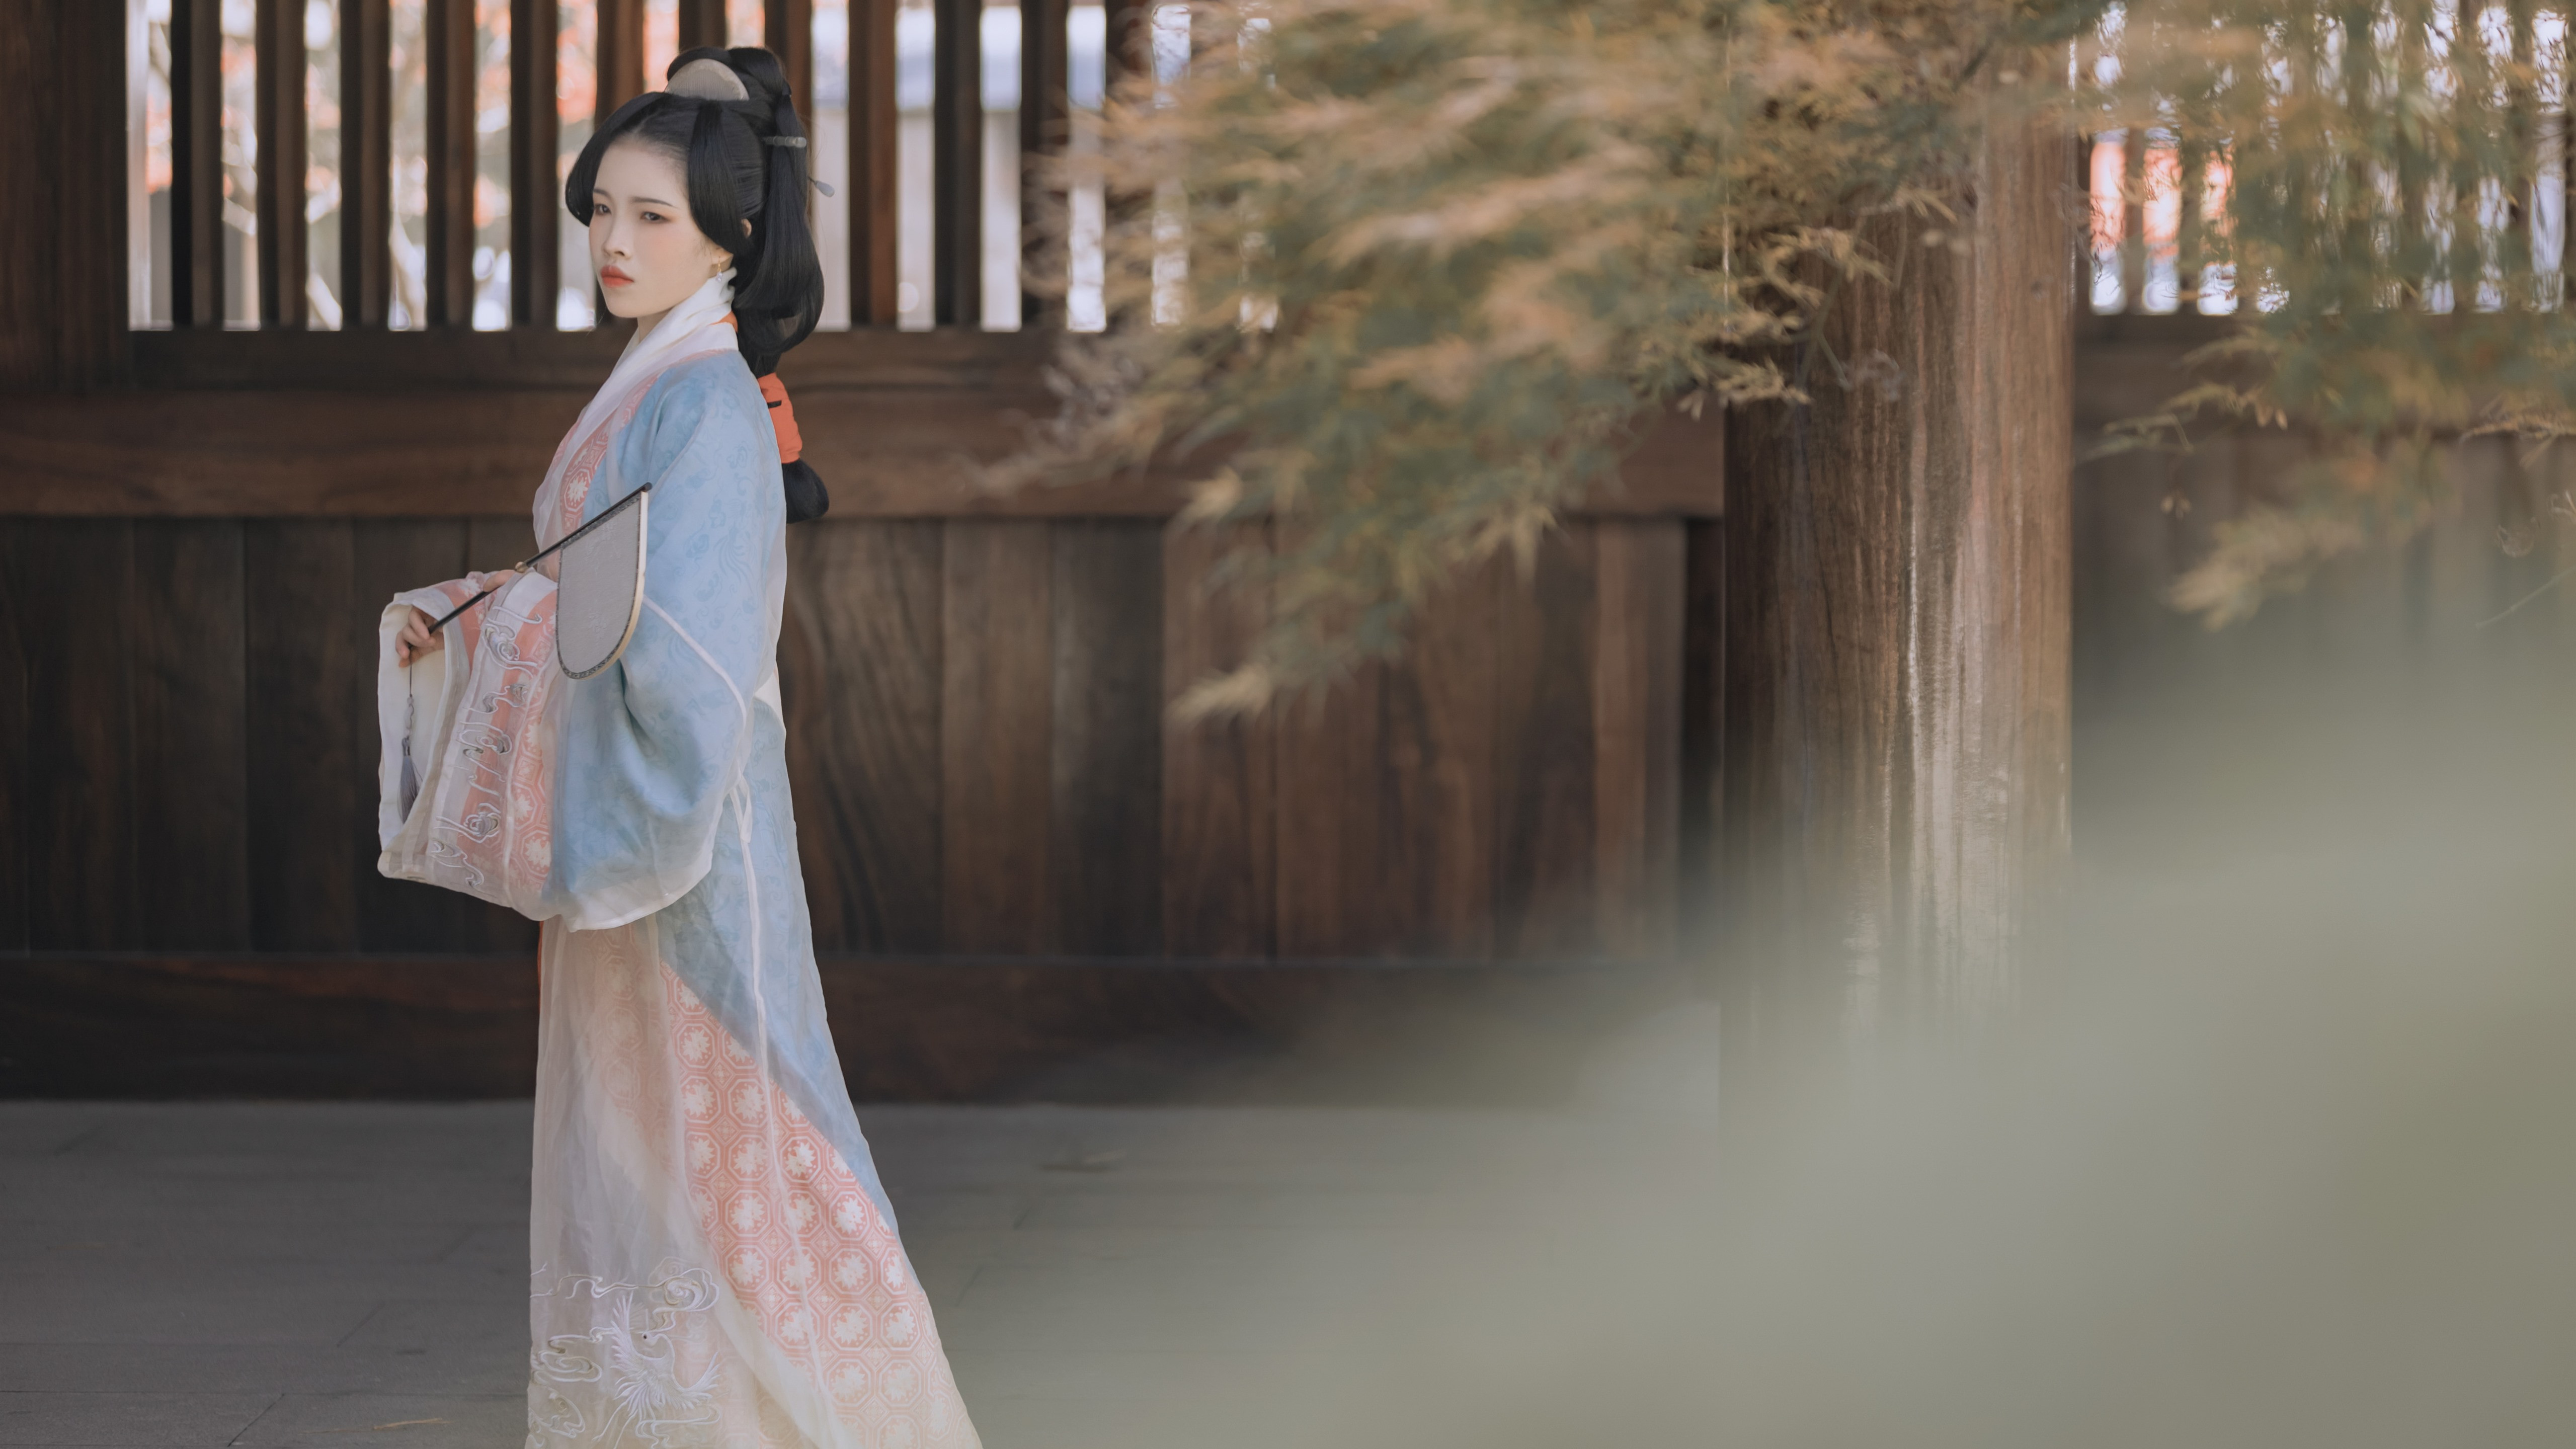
[1015,0,2573,706]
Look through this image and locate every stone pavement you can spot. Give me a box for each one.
[0,1101,1579,1449]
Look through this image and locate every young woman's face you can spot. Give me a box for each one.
[588,140,736,326]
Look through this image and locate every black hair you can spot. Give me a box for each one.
[567,46,830,522]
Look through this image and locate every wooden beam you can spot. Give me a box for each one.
[170,0,223,329]
[934,0,981,325]
[341,0,392,329]
[0,384,1726,519]
[423,0,475,327]
[510,0,560,327]
[255,0,308,329]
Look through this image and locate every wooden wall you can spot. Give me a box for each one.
[0,514,1700,967]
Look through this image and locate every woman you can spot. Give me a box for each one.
[375,47,978,1448]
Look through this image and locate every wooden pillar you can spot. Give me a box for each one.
[511,0,560,326]
[1718,111,2076,1067]
[678,0,730,51]
[766,0,816,118]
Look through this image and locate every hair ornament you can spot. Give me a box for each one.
[763,135,807,147]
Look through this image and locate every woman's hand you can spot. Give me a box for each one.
[394,607,443,668]
[394,569,518,668]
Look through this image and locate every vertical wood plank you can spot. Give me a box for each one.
[353,521,538,950]
[343,0,394,328]
[256,0,309,328]
[1050,520,1162,955]
[599,0,649,116]
[850,0,899,322]
[130,522,252,950]
[941,521,1052,952]
[932,0,982,325]
[1161,523,1274,959]
[1677,517,1724,952]
[510,0,561,326]
[779,520,946,952]
[0,522,32,950]
[171,0,224,328]
[1592,519,1685,960]
[424,0,477,326]
[466,514,535,575]
[245,521,364,951]
[17,522,138,949]
[1273,559,1496,959]
[1494,526,1599,958]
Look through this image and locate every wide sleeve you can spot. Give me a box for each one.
[538,359,785,932]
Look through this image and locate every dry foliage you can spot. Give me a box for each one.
[1008,0,2572,704]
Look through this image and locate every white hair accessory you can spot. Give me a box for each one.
[666,57,750,101]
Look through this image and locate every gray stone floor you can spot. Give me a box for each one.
[0,1101,1574,1449]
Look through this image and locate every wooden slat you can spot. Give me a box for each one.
[256,0,309,329]
[424,0,477,327]
[940,520,1053,952]
[766,0,816,121]
[466,514,535,573]
[1019,0,1067,327]
[0,14,55,385]
[342,0,394,329]
[511,0,562,326]
[352,520,537,951]
[851,0,899,323]
[129,522,251,950]
[17,522,137,949]
[171,0,224,328]
[1493,526,1600,958]
[780,520,946,952]
[1050,519,1163,954]
[599,0,649,117]
[679,0,730,49]
[933,0,981,326]
[1160,523,1274,959]
[1590,519,1684,960]
[1274,560,1496,959]
[244,521,363,951]
[0,523,30,948]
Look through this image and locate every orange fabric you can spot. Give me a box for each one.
[720,311,802,464]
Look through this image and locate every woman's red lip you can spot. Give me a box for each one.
[600,268,634,286]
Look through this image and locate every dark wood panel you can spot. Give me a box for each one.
[1274,561,1497,958]
[0,952,1685,1105]
[781,520,947,952]
[0,523,29,948]
[1677,518,1724,951]
[466,515,536,574]
[17,520,137,949]
[352,521,537,952]
[941,521,1055,951]
[130,522,252,949]
[1494,526,1600,958]
[244,521,364,951]
[1049,520,1163,954]
[1161,523,1275,959]
[1591,519,1685,960]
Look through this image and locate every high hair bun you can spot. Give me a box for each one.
[666,56,751,102]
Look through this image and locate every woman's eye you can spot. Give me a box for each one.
[641,210,665,223]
